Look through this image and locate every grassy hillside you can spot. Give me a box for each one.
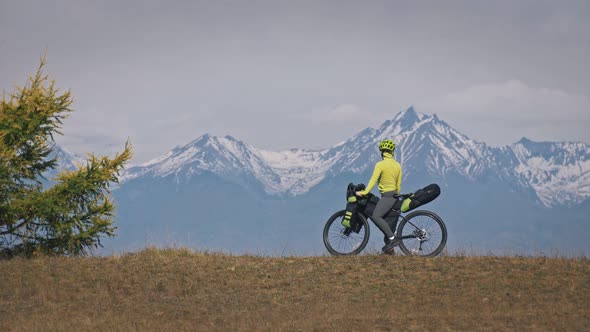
[1,249,588,331]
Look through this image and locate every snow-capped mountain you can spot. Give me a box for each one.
[118,107,589,207]
[50,145,83,170]
[121,134,280,191]
[121,134,336,195]
[324,108,496,180]
[509,138,590,206]
[42,145,84,183]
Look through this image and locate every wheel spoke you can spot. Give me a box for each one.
[333,226,363,253]
[323,211,371,255]
[398,212,446,257]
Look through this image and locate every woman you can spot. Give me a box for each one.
[356,139,402,253]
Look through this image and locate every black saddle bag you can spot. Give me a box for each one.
[398,183,441,213]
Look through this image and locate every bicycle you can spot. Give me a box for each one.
[322,193,447,257]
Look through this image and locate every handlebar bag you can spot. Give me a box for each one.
[343,183,365,230]
[400,183,441,213]
[342,199,359,228]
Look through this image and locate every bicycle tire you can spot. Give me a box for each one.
[323,210,370,256]
[397,210,447,257]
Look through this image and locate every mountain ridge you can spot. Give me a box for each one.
[114,107,589,207]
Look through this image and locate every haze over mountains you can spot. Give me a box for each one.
[55,108,590,255]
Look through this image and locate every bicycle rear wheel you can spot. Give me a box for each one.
[323,210,370,256]
[397,210,447,257]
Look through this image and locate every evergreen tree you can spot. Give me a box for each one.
[0,60,132,257]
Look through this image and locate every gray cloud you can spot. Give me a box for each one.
[417,80,590,145]
[1,0,589,162]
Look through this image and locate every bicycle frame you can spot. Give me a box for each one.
[358,210,419,241]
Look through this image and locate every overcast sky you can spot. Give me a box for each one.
[1,0,589,163]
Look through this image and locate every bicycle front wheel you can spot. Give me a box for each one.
[397,210,447,257]
[323,210,370,256]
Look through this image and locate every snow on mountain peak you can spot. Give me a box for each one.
[117,109,589,206]
[51,145,84,169]
[386,106,434,135]
[510,139,590,206]
[254,148,334,195]
[392,106,427,123]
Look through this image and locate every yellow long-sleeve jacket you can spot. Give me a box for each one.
[359,152,402,195]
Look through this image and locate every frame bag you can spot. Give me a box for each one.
[363,194,380,217]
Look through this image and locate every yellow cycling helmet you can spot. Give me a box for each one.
[378,139,395,152]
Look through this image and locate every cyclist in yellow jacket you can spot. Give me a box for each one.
[356,139,402,253]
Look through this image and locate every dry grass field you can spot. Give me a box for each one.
[1,248,588,331]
